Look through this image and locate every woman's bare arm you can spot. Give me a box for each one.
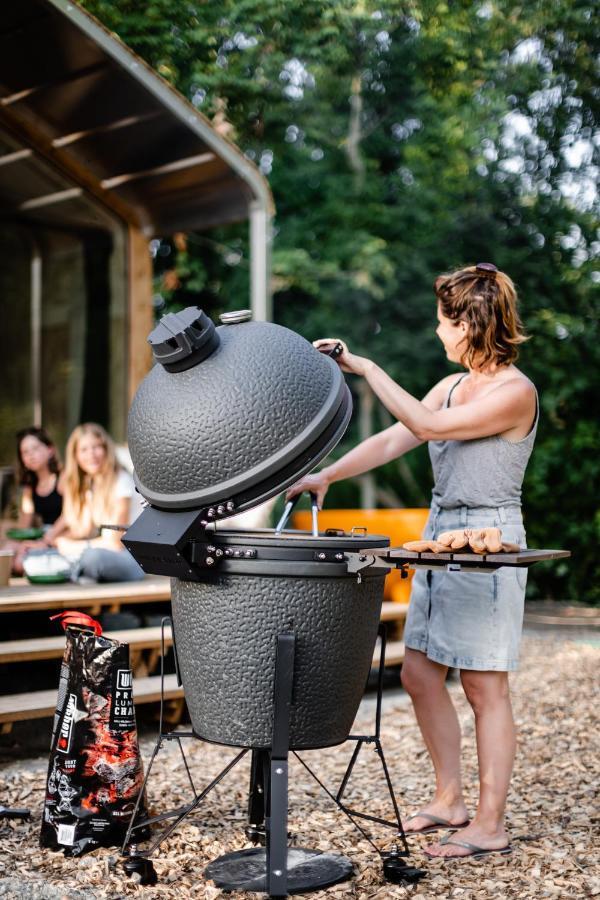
[55,497,129,555]
[43,515,69,546]
[314,340,535,443]
[322,376,454,483]
[17,487,34,528]
[88,496,130,552]
[287,375,454,504]
[364,363,535,441]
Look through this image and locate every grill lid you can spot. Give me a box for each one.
[127,308,352,515]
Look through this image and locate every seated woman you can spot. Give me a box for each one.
[17,426,63,528]
[8,427,63,574]
[42,423,144,583]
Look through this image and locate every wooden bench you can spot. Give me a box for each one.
[0,603,408,666]
[0,642,405,728]
[0,625,173,663]
[0,673,183,726]
[0,580,407,729]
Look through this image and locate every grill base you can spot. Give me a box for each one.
[205,847,353,894]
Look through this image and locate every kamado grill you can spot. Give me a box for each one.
[120,307,569,896]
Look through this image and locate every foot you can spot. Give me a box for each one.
[402,798,469,834]
[424,820,509,857]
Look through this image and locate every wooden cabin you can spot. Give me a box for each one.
[0,0,273,467]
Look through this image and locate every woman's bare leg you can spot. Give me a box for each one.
[400,648,468,830]
[425,669,514,856]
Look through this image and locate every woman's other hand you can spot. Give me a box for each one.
[313,339,372,377]
[285,471,331,509]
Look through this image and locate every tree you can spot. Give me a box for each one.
[80,0,599,601]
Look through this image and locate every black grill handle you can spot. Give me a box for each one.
[318,341,344,360]
[275,491,319,536]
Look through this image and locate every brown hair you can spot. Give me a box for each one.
[434,264,528,368]
[62,423,119,538]
[16,427,61,488]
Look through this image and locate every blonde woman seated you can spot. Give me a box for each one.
[43,423,143,583]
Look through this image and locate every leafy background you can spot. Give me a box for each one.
[81,0,599,602]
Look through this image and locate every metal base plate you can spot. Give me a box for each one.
[205,847,353,894]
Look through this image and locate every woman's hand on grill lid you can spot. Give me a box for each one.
[313,339,372,377]
[285,471,331,509]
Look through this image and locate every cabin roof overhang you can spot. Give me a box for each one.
[0,0,273,235]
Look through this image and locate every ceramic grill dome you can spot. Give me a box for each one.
[128,307,352,514]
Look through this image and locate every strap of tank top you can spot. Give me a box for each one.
[446,373,469,408]
[524,386,540,441]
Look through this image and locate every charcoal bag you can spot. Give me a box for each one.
[40,612,146,856]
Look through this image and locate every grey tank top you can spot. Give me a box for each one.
[429,373,538,509]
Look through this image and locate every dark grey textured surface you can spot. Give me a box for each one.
[171,572,385,749]
[128,320,343,506]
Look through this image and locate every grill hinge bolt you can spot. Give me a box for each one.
[275,767,283,774]
[217,505,225,516]
[273,869,282,877]
[226,500,235,512]
[317,552,326,560]
[207,508,216,518]
[205,557,215,566]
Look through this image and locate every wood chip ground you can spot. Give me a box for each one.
[0,636,598,899]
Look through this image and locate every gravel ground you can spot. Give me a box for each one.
[0,635,598,899]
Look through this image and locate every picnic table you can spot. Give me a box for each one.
[0,574,171,614]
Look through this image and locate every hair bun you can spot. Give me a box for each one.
[475,262,498,280]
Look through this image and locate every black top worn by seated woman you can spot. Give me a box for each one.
[33,477,62,524]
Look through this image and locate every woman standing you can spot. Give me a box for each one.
[43,423,143,583]
[287,263,537,860]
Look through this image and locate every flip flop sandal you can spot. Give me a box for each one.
[404,813,471,835]
[424,835,513,859]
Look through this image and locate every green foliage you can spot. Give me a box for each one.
[80,0,599,601]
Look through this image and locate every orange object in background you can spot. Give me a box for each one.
[291,508,430,604]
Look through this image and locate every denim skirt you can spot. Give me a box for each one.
[403,504,527,671]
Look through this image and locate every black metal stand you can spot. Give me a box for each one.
[121,617,424,896]
[0,804,30,820]
[205,632,354,897]
[335,624,409,845]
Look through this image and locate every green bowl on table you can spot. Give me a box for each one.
[5,527,44,541]
[25,573,70,584]
[22,550,71,585]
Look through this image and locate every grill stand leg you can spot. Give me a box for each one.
[290,624,426,886]
[121,616,248,860]
[127,625,355,895]
[333,624,410,848]
[266,632,295,897]
[205,631,353,896]
[246,749,267,843]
